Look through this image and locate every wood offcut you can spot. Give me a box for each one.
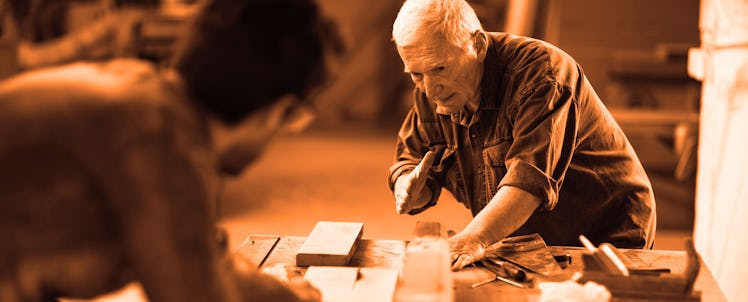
[296,221,364,267]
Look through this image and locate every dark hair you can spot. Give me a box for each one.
[171,0,329,125]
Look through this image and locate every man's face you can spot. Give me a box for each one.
[398,32,484,114]
[214,95,314,176]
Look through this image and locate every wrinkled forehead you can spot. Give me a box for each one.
[397,32,465,71]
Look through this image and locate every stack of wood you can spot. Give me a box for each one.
[296,221,400,302]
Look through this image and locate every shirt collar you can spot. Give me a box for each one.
[476,34,501,111]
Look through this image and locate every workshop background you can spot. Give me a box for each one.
[1,0,746,301]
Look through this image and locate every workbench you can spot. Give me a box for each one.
[236,235,727,301]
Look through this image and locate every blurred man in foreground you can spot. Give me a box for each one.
[0,0,338,301]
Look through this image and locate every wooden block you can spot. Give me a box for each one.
[304,266,358,302]
[352,267,399,302]
[350,239,406,268]
[412,221,442,239]
[394,221,453,302]
[596,243,630,276]
[304,266,399,302]
[296,221,364,267]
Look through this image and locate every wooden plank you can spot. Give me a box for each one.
[303,266,399,302]
[296,221,364,267]
[350,239,406,268]
[412,221,442,239]
[304,266,358,302]
[394,221,453,302]
[261,236,306,269]
[256,238,404,269]
[237,235,727,301]
[234,235,280,268]
[352,267,399,302]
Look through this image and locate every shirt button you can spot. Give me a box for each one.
[471,133,477,139]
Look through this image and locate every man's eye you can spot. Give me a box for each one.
[410,73,423,80]
[433,66,446,72]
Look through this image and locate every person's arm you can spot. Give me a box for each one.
[450,80,579,270]
[449,186,540,270]
[388,105,443,214]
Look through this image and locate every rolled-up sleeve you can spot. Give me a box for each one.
[388,108,424,190]
[498,81,578,211]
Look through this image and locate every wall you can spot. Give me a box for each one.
[689,0,748,301]
[546,0,700,110]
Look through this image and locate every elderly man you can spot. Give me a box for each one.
[387,0,656,270]
[0,0,336,301]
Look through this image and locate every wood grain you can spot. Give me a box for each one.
[234,235,280,267]
[296,221,364,267]
[303,266,398,302]
[350,239,406,268]
[238,236,727,302]
[261,236,306,270]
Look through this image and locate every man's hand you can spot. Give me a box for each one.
[394,150,438,214]
[448,231,489,271]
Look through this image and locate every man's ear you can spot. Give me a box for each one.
[472,30,488,61]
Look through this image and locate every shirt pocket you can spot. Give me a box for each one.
[432,146,455,173]
[483,140,512,196]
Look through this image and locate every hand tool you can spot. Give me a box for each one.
[550,249,572,269]
[483,258,527,282]
[471,259,526,288]
[579,234,630,276]
[471,274,524,288]
[485,233,562,276]
[492,233,545,252]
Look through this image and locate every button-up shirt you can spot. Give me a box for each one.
[388,33,656,248]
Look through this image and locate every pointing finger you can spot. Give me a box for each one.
[411,150,437,181]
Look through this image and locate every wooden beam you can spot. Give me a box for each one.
[296,221,364,267]
[394,221,453,302]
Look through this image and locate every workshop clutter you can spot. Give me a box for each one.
[257,221,708,301]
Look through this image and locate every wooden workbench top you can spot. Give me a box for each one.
[236,235,726,302]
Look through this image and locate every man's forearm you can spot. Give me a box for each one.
[462,185,542,245]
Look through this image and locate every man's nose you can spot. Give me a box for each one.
[423,75,443,99]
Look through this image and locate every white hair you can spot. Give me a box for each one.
[392,0,483,49]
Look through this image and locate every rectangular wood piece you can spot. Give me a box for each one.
[304,266,398,302]
[296,221,364,267]
[394,221,453,302]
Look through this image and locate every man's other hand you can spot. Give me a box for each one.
[394,150,438,214]
[448,231,488,271]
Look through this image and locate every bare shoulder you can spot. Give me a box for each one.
[0,59,182,139]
